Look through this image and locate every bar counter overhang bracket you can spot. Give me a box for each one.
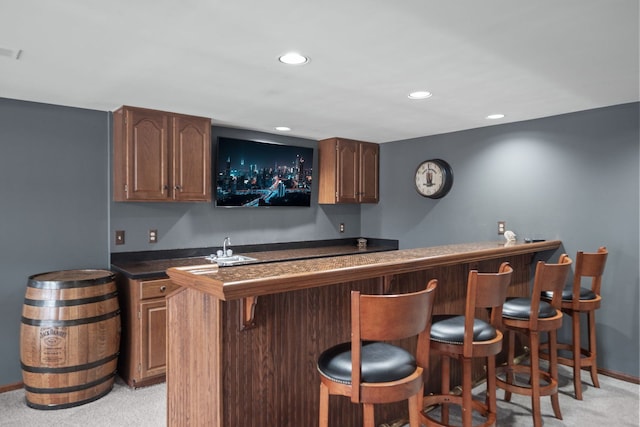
[382,275,395,294]
[240,296,258,330]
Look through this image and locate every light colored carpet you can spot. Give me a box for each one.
[396,364,640,427]
[1,365,638,426]
[0,377,164,427]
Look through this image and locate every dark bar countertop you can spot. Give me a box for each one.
[111,238,399,279]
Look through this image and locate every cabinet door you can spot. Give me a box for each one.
[139,299,168,379]
[335,139,359,203]
[172,115,211,201]
[125,108,170,201]
[358,142,379,203]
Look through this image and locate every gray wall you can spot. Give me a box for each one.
[109,126,362,252]
[363,102,640,377]
[0,99,110,384]
[0,98,638,386]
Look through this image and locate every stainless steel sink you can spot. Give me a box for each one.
[204,254,257,266]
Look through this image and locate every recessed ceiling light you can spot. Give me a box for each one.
[278,52,309,65]
[408,91,432,100]
[275,126,291,132]
[486,114,505,120]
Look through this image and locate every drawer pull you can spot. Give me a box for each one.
[160,285,167,292]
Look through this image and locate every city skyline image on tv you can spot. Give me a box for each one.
[215,137,314,207]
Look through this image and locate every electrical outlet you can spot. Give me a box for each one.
[497,221,506,235]
[149,229,158,243]
[340,223,345,233]
[115,230,125,245]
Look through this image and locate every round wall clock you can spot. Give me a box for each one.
[414,159,453,199]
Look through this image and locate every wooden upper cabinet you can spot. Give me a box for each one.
[335,139,359,203]
[358,142,379,203]
[172,114,211,201]
[113,106,211,202]
[318,137,379,204]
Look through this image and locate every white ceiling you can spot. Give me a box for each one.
[1,0,638,143]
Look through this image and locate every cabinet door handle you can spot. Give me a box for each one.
[160,285,167,292]
[174,185,181,190]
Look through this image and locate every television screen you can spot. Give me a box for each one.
[215,137,314,207]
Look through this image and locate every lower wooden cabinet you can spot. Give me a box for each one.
[116,275,180,388]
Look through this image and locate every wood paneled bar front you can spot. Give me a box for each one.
[165,240,561,427]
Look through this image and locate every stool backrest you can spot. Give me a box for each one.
[572,247,608,308]
[355,280,437,342]
[529,254,573,328]
[463,262,513,356]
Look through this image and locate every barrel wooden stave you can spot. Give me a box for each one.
[20,269,121,410]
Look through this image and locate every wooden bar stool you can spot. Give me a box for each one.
[317,280,437,427]
[497,255,572,427]
[541,246,608,400]
[420,262,513,427]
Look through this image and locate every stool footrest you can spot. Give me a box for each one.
[421,394,496,427]
[496,365,558,397]
[539,342,596,367]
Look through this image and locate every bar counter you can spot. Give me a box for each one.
[165,240,561,427]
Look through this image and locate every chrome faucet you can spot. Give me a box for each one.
[222,237,231,256]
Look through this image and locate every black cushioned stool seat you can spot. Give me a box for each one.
[502,297,557,319]
[318,341,416,385]
[430,315,497,344]
[542,287,596,301]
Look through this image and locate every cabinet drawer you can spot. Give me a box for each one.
[139,278,180,300]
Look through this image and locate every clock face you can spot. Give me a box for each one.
[414,159,453,199]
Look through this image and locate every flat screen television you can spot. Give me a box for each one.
[215,137,314,207]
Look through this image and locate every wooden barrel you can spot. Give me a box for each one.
[20,269,121,410]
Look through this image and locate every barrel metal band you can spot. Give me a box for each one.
[24,372,116,394]
[27,273,115,289]
[21,309,120,327]
[23,291,119,307]
[21,353,119,374]
[26,385,114,410]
